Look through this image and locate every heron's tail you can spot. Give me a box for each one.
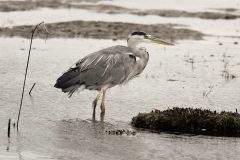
[54,68,84,97]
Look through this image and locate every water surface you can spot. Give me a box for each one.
[0,37,240,160]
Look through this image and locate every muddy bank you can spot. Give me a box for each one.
[0,20,203,40]
[77,4,240,20]
[0,1,239,20]
[132,107,240,137]
[214,8,239,13]
[0,0,102,12]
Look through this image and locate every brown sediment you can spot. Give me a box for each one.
[0,20,204,40]
[0,1,239,20]
[0,0,102,12]
[77,4,240,20]
[212,8,239,13]
[132,107,240,137]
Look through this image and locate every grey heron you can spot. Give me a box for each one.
[54,31,174,116]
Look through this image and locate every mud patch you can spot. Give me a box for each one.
[77,4,240,20]
[0,0,103,12]
[0,20,203,40]
[0,1,239,20]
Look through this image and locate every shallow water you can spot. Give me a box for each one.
[1,0,240,159]
[0,36,240,159]
[0,8,240,37]
[100,0,240,11]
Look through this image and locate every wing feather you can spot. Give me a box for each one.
[71,45,137,90]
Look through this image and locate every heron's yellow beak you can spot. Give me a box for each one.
[147,35,174,46]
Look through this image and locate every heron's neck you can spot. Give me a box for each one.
[127,40,149,78]
[127,40,144,57]
[127,39,138,49]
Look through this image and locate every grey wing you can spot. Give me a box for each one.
[75,45,136,90]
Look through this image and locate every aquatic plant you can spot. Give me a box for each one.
[132,107,240,137]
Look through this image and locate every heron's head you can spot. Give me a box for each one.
[127,31,174,48]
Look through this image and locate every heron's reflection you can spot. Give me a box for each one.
[56,111,111,144]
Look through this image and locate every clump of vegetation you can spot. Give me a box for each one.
[132,107,240,137]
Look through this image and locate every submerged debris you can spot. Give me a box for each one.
[222,70,237,80]
[132,107,240,137]
[105,129,136,136]
[221,55,237,81]
[202,85,215,98]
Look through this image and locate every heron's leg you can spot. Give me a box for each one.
[100,89,107,114]
[92,90,102,117]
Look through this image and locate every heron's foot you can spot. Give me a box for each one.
[92,112,96,122]
[100,102,105,114]
[92,99,98,117]
[100,111,105,122]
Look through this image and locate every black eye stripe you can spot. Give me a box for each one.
[131,31,146,36]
